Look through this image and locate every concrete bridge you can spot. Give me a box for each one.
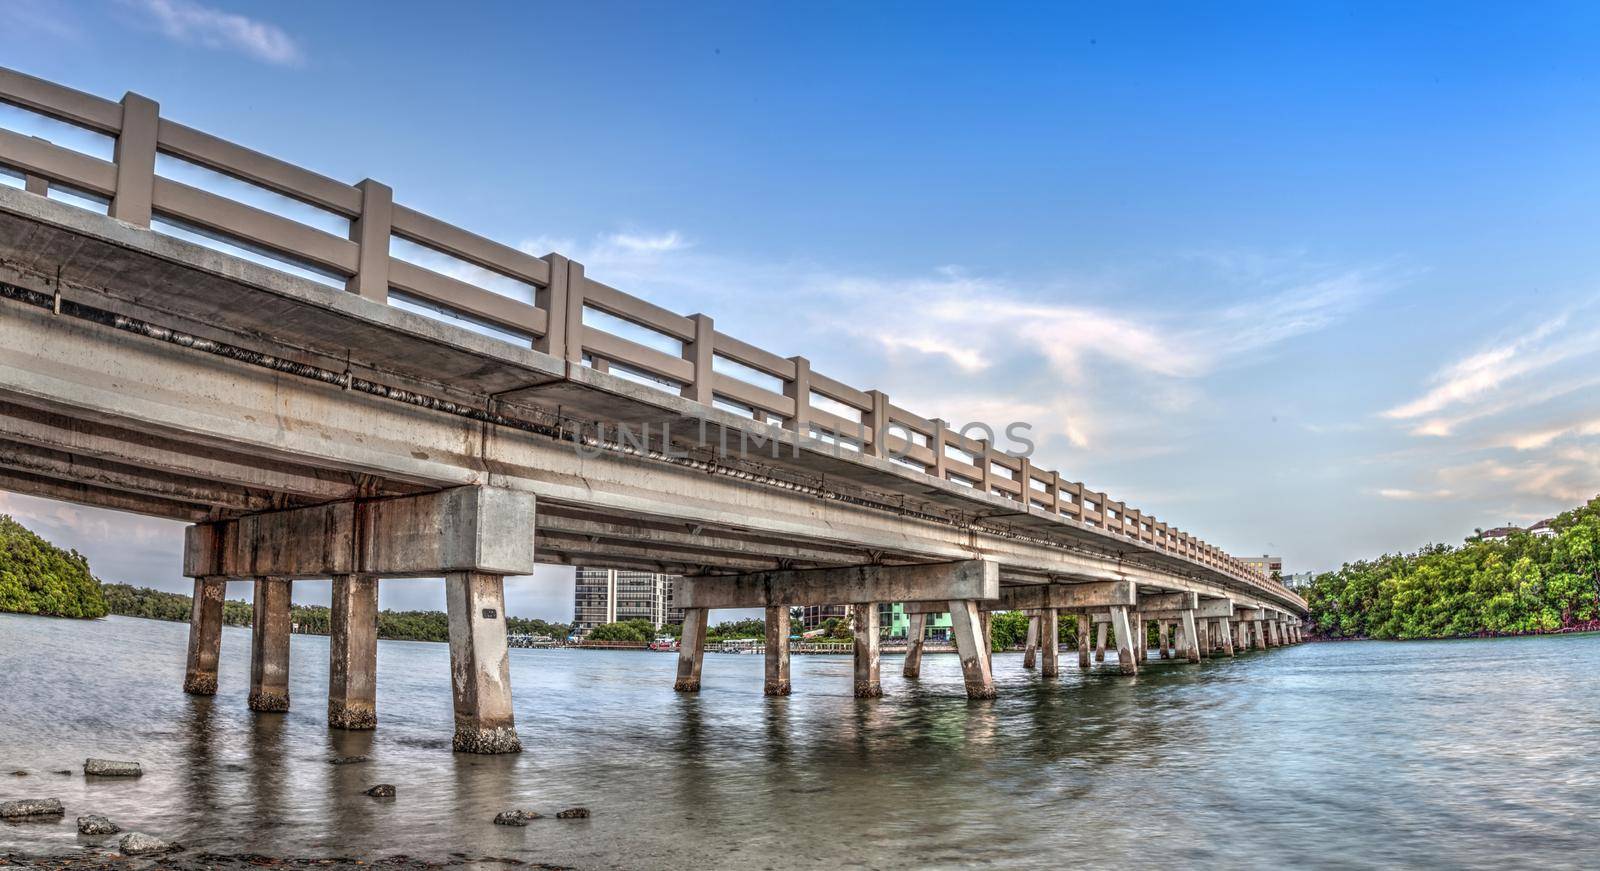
[0,68,1307,753]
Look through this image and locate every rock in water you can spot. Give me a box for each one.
[119,832,177,855]
[555,807,590,819]
[83,758,142,777]
[327,755,370,765]
[493,810,543,826]
[365,784,396,797]
[0,798,64,818]
[77,814,121,835]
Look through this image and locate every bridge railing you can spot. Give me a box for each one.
[0,67,1296,601]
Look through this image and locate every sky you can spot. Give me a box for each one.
[2,0,1600,620]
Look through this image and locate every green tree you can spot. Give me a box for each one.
[0,515,107,619]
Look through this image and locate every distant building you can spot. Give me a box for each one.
[1285,571,1317,590]
[1478,526,1519,541]
[572,568,681,637]
[799,604,849,630]
[1529,519,1557,538]
[801,603,952,640]
[1235,554,1284,579]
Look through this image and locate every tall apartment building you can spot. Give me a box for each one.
[572,568,683,636]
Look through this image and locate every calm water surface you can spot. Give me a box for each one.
[2,613,1599,869]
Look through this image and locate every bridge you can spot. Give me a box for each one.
[0,68,1307,753]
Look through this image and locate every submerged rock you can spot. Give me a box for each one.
[327,755,370,765]
[77,814,121,835]
[119,832,178,855]
[9,770,27,776]
[0,797,63,818]
[364,784,396,798]
[83,758,142,777]
[555,807,590,819]
[493,809,542,826]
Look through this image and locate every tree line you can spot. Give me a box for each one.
[1304,497,1600,639]
[99,582,571,642]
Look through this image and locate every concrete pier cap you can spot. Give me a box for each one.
[182,486,537,579]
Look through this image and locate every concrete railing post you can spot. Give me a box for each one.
[111,92,157,227]
[1109,605,1138,675]
[248,576,293,712]
[537,256,586,363]
[949,600,996,699]
[783,355,811,435]
[763,605,791,696]
[346,179,392,303]
[851,603,882,697]
[182,577,225,695]
[445,571,520,753]
[903,611,927,679]
[683,314,714,404]
[328,573,379,729]
[674,607,708,692]
[1040,608,1060,678]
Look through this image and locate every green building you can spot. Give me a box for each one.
[878,602,953,640]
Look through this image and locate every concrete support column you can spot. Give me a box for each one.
[1110,605,1138,675]
[852,603,882,698]
[1234,619,1246,651]
[1217,619,1235,657]
[1023,614,1040,669]
[1180,610,1201,663]
[1157,622,1171,660]
[1135,612,1149,664]
[1253,620,1265,650]
[328,573,379,729]
[675,607,709,692]
[903,612,927,679]
[183,577,226,695]
[1268,620,1281,647]
[1195,620,1210,657]
[949,600,996,699]
[248,576,292,712]
[1040,609,1060,677]
[1095,622,1108,662]
[764,605,791,696]
[1077,614,1091,669]
[445,571,520,754]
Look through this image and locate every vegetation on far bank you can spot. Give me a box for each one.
[0,514,107,619]
[1304,497,1600,640]
[100,582,571,642]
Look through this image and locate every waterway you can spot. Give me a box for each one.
[2,613,1598,869]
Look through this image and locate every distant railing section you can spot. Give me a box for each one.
[0,68,1291,600]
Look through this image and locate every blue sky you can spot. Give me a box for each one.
[3,0,1599,620]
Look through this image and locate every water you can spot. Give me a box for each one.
[3,613,1599,869]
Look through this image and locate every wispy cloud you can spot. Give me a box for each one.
[119,0,304,66]
[1383,311,1600,432]
[1376,487,1456,501]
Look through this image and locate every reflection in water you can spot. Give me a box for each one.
[4,613,1600,868]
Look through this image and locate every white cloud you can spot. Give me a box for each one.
[1382,313,1599,427]
[1377,487,1456,501]
[120,0,304,66]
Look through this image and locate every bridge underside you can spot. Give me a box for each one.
[0,187,1308,749]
